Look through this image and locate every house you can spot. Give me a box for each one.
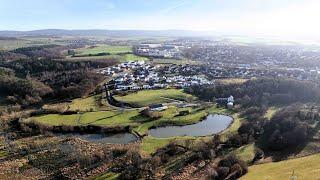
[216,95,234,109]
[228,95,234,103]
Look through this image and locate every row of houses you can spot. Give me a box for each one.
[99,61,147,75]
[134,43,183,59]
[160,63,320,82]
[100,61,214,92]
[115,83,167,91]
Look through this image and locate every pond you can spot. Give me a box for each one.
[148,114,233,138]
[57,114,232,144]
[59,132,138,144]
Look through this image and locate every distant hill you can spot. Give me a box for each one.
[0,36,18,40]
[0,29,211,37]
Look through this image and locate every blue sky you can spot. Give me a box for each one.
[0,0,319,39]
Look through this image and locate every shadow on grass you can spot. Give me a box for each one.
[130,114,152,123]
[256,131,314,162]
[82,113,123,125]
[261,142,308,162]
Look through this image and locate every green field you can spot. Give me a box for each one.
[140,136,174,155]
[217,78,249,85]
[32,114,81,126]
[241,153,320,180]
[0,138,7,158]
[233,143,256,164]
[79,110,141,126]
[75,44,131,55]
[68,96,100,112]
[122,54,149,61]
[71,44,149,62]
[31,109,141,127]
[114,89,195,107]
[0,40,29,50]
[42,95,111,113]
[0,39,51,50]
[0,37,74,50]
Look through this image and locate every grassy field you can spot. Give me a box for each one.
[0,39,51,50]
[217,78,249,85]
[114,89,195,107]
[264,106,280,120]
[122,54,149,61]
[68,96,100,112]
[233,143,256,164]
[220,113,243,142]
[95,172,119,180]
[66,54,149,62]
[79,110,141,126]
[32,114,81,126]
[0,37,74,50]
[0,150,7,158]
[0,40,29,50]
[140,136,174,155]
[64,94,143,126]
[241,153,320,180]
[140,136,196,155]
[75,44,131,55]
[0,138,7,158]
[42,95,111,113]
[70,44,149,62]
[31,109,142,127]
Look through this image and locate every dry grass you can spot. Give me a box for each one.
[241,153,320,180]
[217,78,249,85]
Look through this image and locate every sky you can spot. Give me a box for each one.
[0,0,320,40]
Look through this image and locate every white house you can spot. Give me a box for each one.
[228,95,234,103]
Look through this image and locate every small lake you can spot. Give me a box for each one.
[59,132,138,144]
[57,114,232,143]
[148,114,233,138]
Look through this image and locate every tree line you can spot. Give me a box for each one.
[186,78,320,107]
[187,78,320,156]
[0,57,116,106]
